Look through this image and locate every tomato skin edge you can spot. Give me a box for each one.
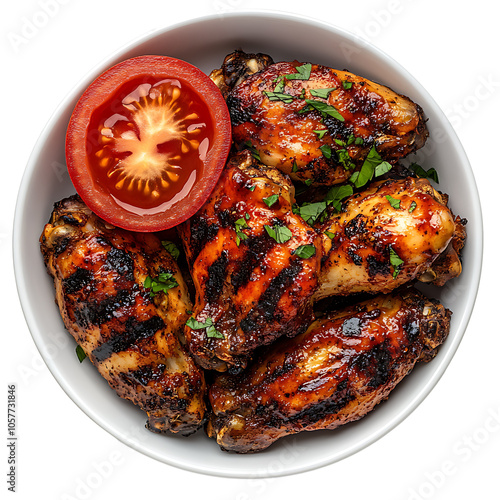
[65,55,232,232]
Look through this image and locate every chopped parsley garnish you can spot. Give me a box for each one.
[337,148,355,170]
[294,184,353,226]
[246,184,256,192]
[161,240,180,260]
[324,230,336,239]
[304,178,313,187]
[76,345,87,363]
[385,194,401,209]
[310,87,336,99]
[299,99,345,122]
[314,129,328,139]
[319,144,333,159]
[264,224,293,244]
[409,163,439,183]
[144,273,178,297]
[263,90,296,104]
[349,146,392,188]
[286,63,312,81]
[263,194,279,208]
[293,244,316,259]
[244,140,261,161]
[185,316,224,339]
[389,246,404,278]
[234,218,250,246]
[409,200,417,213]
[292,161,299,173]
[342,80,353,90]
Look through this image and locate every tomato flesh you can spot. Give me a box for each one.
[66,55,231,232]
[88,77,213,214]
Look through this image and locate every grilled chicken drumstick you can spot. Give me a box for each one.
[211,50,428,186]
[207,288,450,453]
[40,195,206,435]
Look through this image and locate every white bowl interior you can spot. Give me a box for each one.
[14,12,482,478]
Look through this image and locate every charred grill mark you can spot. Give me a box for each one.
[403,318,421,343]
[347,246,363,266]
[230,234,275,293]
[227,95,256,126]
[239,261,303,333]
[289,379,354,426]
[122,363,167,386]
[54,237,71,257]
[188,218,220,261]
[105,247,134,280]
[92,315,165,363]
[344,214,367,238]
[206,251,229,300]
[323,115,352,142]
[63,267,92,294]
[367,255,390,277]
[73,287,139,329]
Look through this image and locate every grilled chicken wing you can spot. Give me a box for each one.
[207,288,450,453]
[221,51,427,185]
[209,49,274,99]
[314,177,464,300]
[178,150,322,372]
[40,195,206,435]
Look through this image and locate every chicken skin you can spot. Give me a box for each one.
[178,150,322,373]
[40,195,206,435]
[207,288,450,453]
[314,177,464,300]
[217,51,428,186]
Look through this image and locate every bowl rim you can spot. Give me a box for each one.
[13,9,484,478]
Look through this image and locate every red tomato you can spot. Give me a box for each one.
[65,55,231,232]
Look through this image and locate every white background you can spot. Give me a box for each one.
[3,0,499,499]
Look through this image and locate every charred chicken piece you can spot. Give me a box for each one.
[224,51,428,185]
[40,195,206,435]
[314,177,464,300]
[178,150,322,373]
[209,49,274,98]
[207,288,450,453]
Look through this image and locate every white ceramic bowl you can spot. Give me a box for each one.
[13,11,483,478]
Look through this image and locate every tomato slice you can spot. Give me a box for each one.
[65,55,231,232]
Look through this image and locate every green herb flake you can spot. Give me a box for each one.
[300,99,345,122]
[350,146,393,188]
[342,80,353,90]
[247,184,256,192]
[389,246,404,278]
[304,178,313,187]
[244,140,261,161]
[293,244,317,259]
[263,194,279,208]
[314,129,328,139]
[144,272,178,297]
[234,218,250,246]
[285,63,312,81]
[292,161,299,173]
[76,345,87,363]
[325,184,354,212]
[263,90,295,104]
[409,200,417,213]
[186,316,224,339]
[409,163,439,183]
[319,144,332,159]
[324,230,336,240]
[264,224,293,244]
[310,87,336,99]
[161,240,180,260]
[385,194,401,209]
